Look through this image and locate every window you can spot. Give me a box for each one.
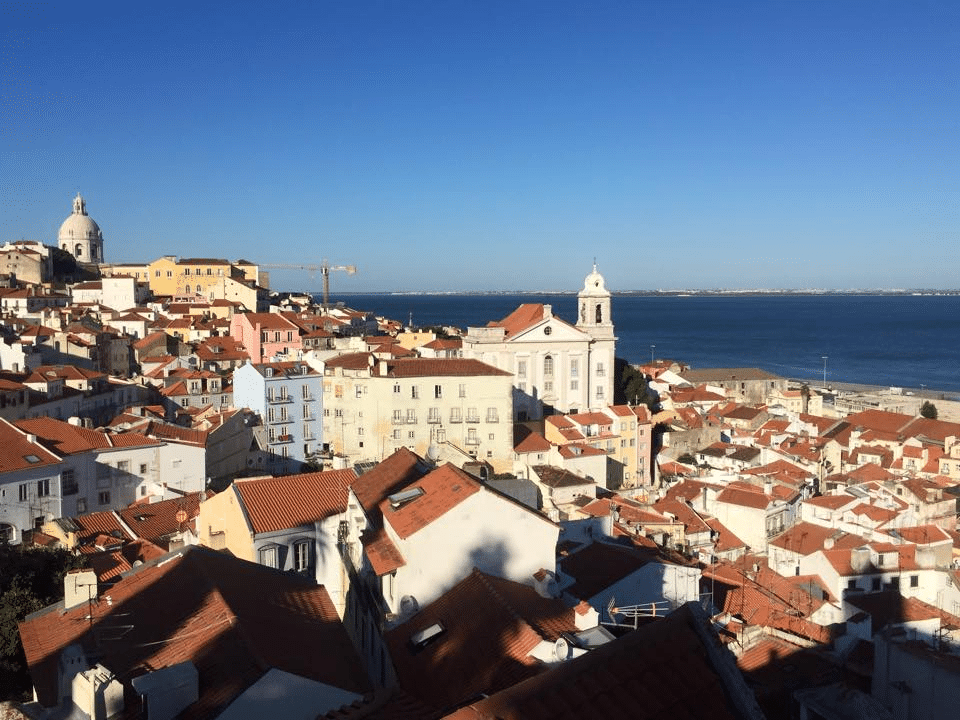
[408,431,415,439]
[466,408,479,423]
[596,386,605,399]
[428,407,440,423]
[19,484,28,502]
[62,470,78,496]
[486,408,498,423]
[544,381,553,392]
[847,579,857,590]
[394,383,401,394]
[910,575,919,588]
[406,409,417,424]
[570,359,578,378]
[392,429,401,440]
[570,380,578,390]
[355,385,363,398]
[37,479,50,497]
[76,498,87,514]
[98,491,111,505]
[434,385,443,399]
[411,385,419,399]
[450,408,462,423]
[117,460,130,473]
[184,268,191,275]
[302,385,312,399]
[294,541,310,572]
[458,383,466,398]
[596,362,605,377]
[393,409,404,424]
[871,577,881,591]
[517,361,527,378]
[259,545,278,568]
[544,355,554,377]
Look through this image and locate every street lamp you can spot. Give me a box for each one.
[821,356,828,387]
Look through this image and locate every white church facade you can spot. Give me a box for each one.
[461,265,617,421]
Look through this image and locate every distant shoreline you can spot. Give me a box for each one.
[305,289,960,298]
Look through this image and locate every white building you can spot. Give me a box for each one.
[0,416,205,543]
[461,265,616,420]
[232,360,323,474]
[321,355,514,472]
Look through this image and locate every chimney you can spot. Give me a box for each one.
[72,664,124,720]
[64,569,98,611]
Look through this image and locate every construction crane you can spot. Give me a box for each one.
[258,260,357,308]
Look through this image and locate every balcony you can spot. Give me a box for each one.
[465,436,480,446]
[466,415,480,424]
[275,434,294,444]
[268,393,293,404]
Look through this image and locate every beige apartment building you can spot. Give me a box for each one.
[322,354,514,472]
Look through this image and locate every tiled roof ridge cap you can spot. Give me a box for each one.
[471,568,550,645]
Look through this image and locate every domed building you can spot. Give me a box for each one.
[58,193,104,265]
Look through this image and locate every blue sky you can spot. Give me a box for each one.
[2,1,958,292]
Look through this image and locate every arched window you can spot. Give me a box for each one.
[544,355,554,377]
[595,303,603,323]
[75,244,83,257]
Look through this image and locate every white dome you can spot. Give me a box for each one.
[58,194,102,242]
[581,263,608,294]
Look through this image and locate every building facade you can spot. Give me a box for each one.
[461,265,616,420]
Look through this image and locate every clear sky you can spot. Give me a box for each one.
[2,1,958,292]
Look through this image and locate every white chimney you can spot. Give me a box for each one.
[72,664,124,720]
[64,569,98,611]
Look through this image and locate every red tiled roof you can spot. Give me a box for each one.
[378,358,511,378]
[488,304,545,338]
[513,426,552,453]
[351,448,430,517]
[0,418,61,473]
[362,527,406,576]
[559,541,655,601]
[18,546,371,715]
[381,464,481,539]
[386,569,578,713]
[441,602,750,720]
[234,469,356,534]
[118,493,202,549]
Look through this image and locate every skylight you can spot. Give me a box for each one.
[409,622,445,650]
[24,454,41,464]
[388,487,424,509]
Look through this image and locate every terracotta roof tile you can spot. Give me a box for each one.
[386,569,578,713]
[441,602,750,720]
[381,464,481,539]
[234,469,355,534]
[18,546,370,716]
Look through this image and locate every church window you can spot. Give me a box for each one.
[517,360,527,378]
[596,362,605,377]
[544,355,554,377]
[75,244,83,257]
[544,326,552,336]
[595,304,603,323]
[570,359,579,377]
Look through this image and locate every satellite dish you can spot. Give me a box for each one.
[554,637,571,662]
[426,445,440,462]
[400,595,419,615]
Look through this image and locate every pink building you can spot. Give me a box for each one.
[229,312,302,363]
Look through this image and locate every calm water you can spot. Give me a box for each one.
[328,293,960,394]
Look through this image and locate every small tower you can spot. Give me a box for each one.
[576,262,614,340]
[58,193,104,265]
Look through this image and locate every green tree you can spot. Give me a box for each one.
[614,357,659,411]
[0,541,85,700]
[920,401,939,420]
